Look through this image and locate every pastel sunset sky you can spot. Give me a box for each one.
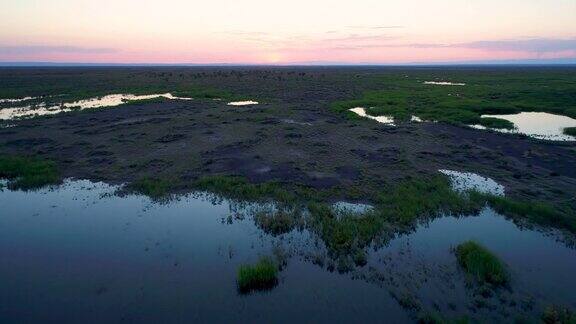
[1,0,575,64]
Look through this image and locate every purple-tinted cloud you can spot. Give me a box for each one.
[346,25,404,30]
[319,37,576,53]
[0,45,118,55]
[457,38,576,52]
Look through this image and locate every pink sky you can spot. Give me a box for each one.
[1,0,575,64]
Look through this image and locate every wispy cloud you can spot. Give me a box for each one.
[346,25,404,30]
[455,38,576,53]
[404,38,576,53]
[323,34,398,43]
[0,45,119,55]
[314,37,576,54]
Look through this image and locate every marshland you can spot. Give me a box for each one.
[1,66,575,323]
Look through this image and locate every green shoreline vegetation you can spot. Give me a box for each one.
[478,117,515,130]
[564,127,576,136]
[0,155,59,190]
[1,155,574,261]
[331,77,576,126]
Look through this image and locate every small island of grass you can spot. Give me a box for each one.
[455,241,509,286]
[237,256,279,293]
[563,127,576,136]
[478,117,515,130]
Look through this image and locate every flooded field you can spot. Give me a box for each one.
[1,67,575,323]
[1,180,575,323]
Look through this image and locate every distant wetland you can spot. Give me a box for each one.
[1,66,575,323]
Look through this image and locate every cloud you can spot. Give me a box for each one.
[456,38,576,53]
[0,45,119,55]
[404,38,576,53]
[324,34,398,43]
[346,25,404,30]
[314,37,576,54]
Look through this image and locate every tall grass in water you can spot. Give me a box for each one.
[455,241,508,286]
[237,256,278,293]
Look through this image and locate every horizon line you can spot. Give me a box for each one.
[1,57,576,67]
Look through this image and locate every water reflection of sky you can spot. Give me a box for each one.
[479,112,576,141]
[1,179,575,322]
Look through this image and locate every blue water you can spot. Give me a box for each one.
[1,180,574,323]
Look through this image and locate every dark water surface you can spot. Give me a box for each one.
[1,180,574,323]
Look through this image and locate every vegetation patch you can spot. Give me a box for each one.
[563,127,576,136]
[418,313,470,324]
[172,87,232,100]
[542,305,576,324]
[332,77,576,126]
[194,175,332,204]
[196,174,574,260]
[478,117,515,130]
[128,177,172,199]
[0,156,59,190]
[237,256,279,293]
[455,241,509,286]
[254,209,299,235]
[478,193,576,233]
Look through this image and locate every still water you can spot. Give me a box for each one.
[1,180,574,323]
[479,112,576,141]
[0,94,193,120]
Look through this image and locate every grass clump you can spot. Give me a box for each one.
[478,117,515,130]
[254,209,298,236]
[563,127,576,137]
[418,313,469,324]
[237,256,279,293]
[455,241,509,286]
[194,175,326,204]
[0,156,59,190]
[128,177,172,199]
[542,305,576,324]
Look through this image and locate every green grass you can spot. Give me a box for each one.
[128,177,172,199]
[172,87,232,100]
[478,193,576,233]
[331,73,576,127]
[0,156,59,190]
[254,209,298,235]
[478,117,515,129]
[237,256,279,293]
[308,176,482,256]
[542,305,576,324]
[196,174,575,259]
[455,241,509,285]
[194,175,333,204]
[564,127,576,136]
[418,313,469,324]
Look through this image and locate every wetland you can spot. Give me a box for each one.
[1,66,575,323]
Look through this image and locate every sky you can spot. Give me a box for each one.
[0,0,575,64]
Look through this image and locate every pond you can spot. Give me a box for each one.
[0,93,193,120]
[0,180,574,322]
[227,101,259,106]
[423,81,466,86]
[478,112,576,141]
